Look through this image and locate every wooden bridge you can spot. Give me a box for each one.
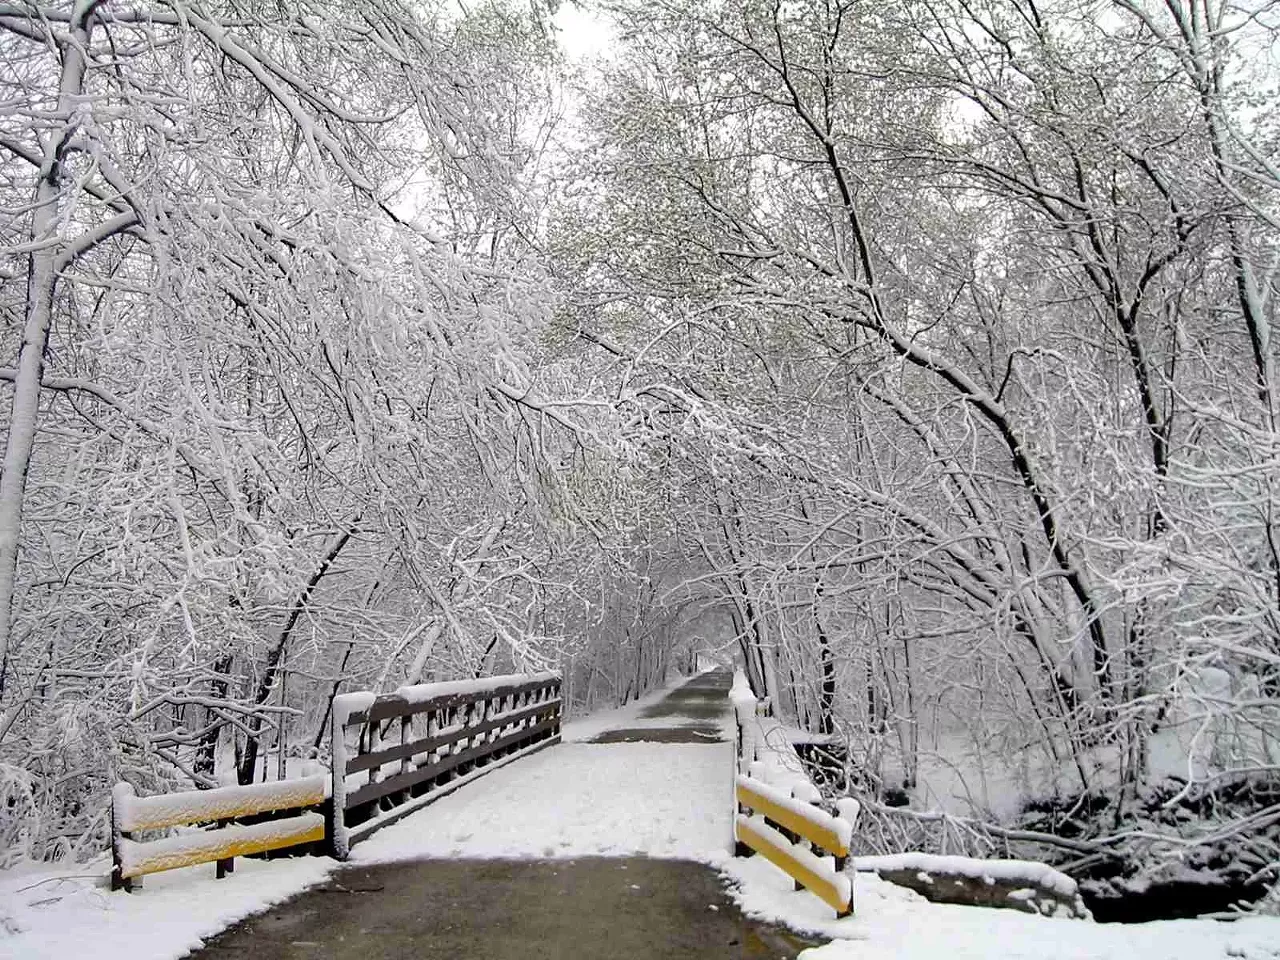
[108,669,856,960]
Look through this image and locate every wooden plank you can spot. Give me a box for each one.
[736,778,849,856]
[346,699,562,775]
[363,680,557,724]
[119,812,325,880]
[735,815,851,915]
[122,775,327,832]
[345,716,560,810]
[345,678,560,726]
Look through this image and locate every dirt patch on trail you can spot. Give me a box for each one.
[190,857,818,960]
[638,672,733,723]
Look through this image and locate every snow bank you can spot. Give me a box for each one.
[856,853,1078,899]
[0,855,333,960]
[720,857,1280,960]
[856,851,1089,919]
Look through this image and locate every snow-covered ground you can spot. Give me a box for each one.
[0,672,724,960]
[0,854,332,960]
[721,856,1280,960]
[350,740,732,862]
[5,667,1279,960]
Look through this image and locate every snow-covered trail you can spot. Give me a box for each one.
[349,668,737,864]
[1,671,763,960]
[184,669,811,960]
[13,669,1278,960]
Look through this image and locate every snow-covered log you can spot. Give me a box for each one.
[858,852,1091,919]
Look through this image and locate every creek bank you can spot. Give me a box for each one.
[791,737,1278,922]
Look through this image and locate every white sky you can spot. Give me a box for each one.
[553,2,614,62]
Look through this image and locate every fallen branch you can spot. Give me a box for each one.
[861,797,1122,858]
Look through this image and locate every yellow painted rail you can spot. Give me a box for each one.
[118,813,325,880]
[119,775,326,831]
[111,775,327,892]
[735,815,852,914]
[735,777,849,857]
[734,774,854,918]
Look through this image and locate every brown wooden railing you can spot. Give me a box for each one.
[108,671,562,891]
[328,671,562,857]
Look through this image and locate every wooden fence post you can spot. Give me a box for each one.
[111,782,135,892]
[328,700,350,861]
[216,816,235,878]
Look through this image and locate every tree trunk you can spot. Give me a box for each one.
[0,1,110,696]
[239,523,355,784]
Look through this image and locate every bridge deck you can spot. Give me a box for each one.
[191,670,817,959]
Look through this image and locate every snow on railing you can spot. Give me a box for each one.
[737,774,852,856]
[730,669,855,917]
[328,671,562,858]
[110,774,326,892]
[107,672,564,891]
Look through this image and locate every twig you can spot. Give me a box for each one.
[15,875,100,893]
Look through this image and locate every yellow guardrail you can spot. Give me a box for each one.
[111,775,327,891]
[735,774,853,917]
[736,777,849,856]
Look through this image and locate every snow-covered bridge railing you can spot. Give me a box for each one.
[328,671,562,857]
[735,775,853,915]
[110,774,326,892]
[730,671,856,917]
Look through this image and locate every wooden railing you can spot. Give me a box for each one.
[730,670,855,918]
[735,775,852,916]
[110,775,326,891]
[108,671,561,891]
[328,671,562,858]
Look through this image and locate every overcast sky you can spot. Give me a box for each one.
[554,3,614,61]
